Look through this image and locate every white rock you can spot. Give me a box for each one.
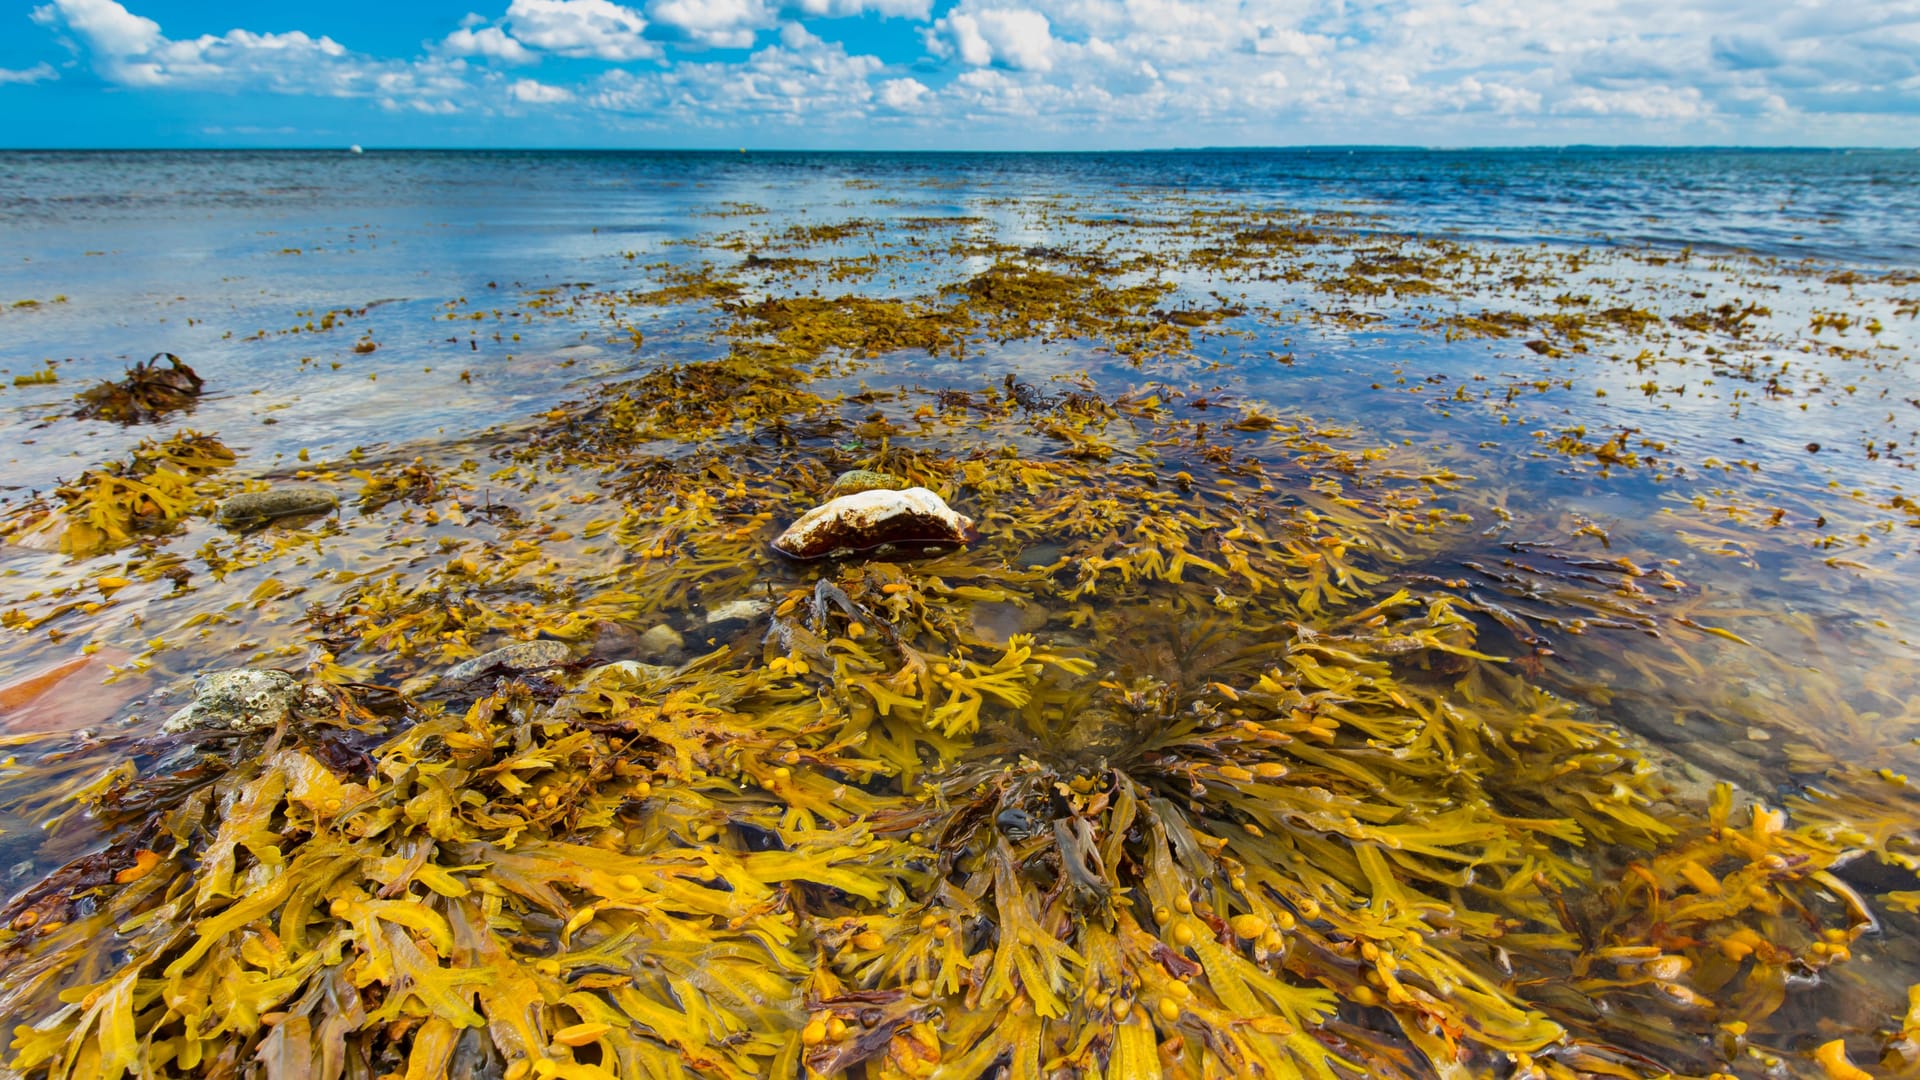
[585,660,676,684]
[771,487,975,560]
[705,598,773,626]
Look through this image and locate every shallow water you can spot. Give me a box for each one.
[1,149,1919,1079]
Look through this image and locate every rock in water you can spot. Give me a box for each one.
[825,469,908,500]
[970,600,1049,645]
[162,669,325,734]
[771,487,975,560]
[217,484,339,528]
[441,640,573,688]
[705,598,773,628]
[638,624,685,658]
[584,660,676,684]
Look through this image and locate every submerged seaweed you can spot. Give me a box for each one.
[0,182,1917,1080]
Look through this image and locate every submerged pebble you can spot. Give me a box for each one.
[705,598,773,629]
[970,600,1049,645]
[441,640,574,688]
[585,660,676,684]
[771,486,975,559]
[162,668,325,734]
[638,624,685,658]
[216,484,339,528]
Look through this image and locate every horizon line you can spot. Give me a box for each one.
[3,143,1917,154]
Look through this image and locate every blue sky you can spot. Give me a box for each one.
[2,0,1916,148]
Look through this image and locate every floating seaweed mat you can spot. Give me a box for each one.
[0,445,1880,1080]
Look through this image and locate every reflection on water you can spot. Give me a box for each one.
[0,150,1918,1078]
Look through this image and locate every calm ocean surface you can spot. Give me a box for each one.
[3,148,1917,485]
[6,148,1920,260]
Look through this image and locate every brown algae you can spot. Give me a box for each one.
[0,194,1915,1080]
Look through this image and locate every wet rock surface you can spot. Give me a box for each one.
[825,469,907,500]
[705,597,773,631]
[216,484,339,528]
[637,624,685,659]
[584,660,676,684]
[440,640,574,688]
[162,668,326,734]
[969,600,1050,645]
[771,486,975,559]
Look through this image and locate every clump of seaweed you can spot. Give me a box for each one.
[0,414,1877,1080]
[72,354,204,424]
[0,432,234,556]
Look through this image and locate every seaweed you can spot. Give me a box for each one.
[0,432,234,557]
[0,187,1916,1080]
[72,354,204,424]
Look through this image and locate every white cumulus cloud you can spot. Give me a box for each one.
[878,75,928,108]
[646,0,776,49]
[21,0,1920,147]
[500,0,658,60]
[587,23,885,125]
[509,76,574,101]
[443,25,535,63]
[0,62,60,84]
[792,0,931,17]
[931,8,1056,71]
[31,0,160,64]
[31,0,473,111]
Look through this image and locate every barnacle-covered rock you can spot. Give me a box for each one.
[772,486,975,559]
[215,484,338,528]
[161,668,326,734]
[825,468,907,500]
[440,639,573,688]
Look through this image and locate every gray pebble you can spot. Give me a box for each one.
[638,624,685,658]
[705,598,773,627]
[441,640,573,687]
[217,484,339,528]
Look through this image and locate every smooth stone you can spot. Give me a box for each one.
[162,668,324,734]
[217,484,339,527]
[441,640,573,686]
[585,660,676,684]
[971,601,1049,645]
[638,624,685,658]
[1017,541,1067,568]
[771,487,975,560]
[705,598,773,626]
[825,469,907,500]
[588,621,645,659]
[0,648,142,735]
